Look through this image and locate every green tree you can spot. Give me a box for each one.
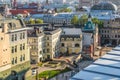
[92,18,99,25]
[59,8,72,12]
[29,18,35,24]
[98,21,104,28]
[79,14,88,26]
[24,20,29,24]
[35,19,43,24]
[71,15,79,25]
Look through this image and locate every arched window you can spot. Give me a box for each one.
[75,43,79,47]
[61,43,64,47]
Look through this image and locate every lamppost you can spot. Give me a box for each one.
[35,67,38,80]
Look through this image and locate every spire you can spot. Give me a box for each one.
[88,13,92,21]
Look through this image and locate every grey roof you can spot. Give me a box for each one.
[70,45,120,80]
[91,1,117,11]
[62,28,82,35]
[44,28,61,35]
[60,35,80,38]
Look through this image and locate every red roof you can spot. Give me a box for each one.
[10,9,35,15]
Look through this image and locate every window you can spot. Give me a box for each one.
[75,44,79,47]
[43,49,45,53]
[15,34,17,41]
[15,57,17,63]
[20,44,22,50]
[118,35,120,38]
[23,43,25,50]
[115,35,117,38]
[34,39,36,43]
[11,35,14,41]
[15,46,17,52]
[47,43,49,46]
[12,58,14,65]
[105,30,106,33]
[23,54,25,60]
[11,47,14,53]
[40,51,42,54]
[20,55,22,61]
[47,37,49,40]
[23,32,25,39]
[47,49,50,53]
[20,33,22,39]
[61,43,64,47]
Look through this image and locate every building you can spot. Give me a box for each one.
[60,28,82,55]
[44,28,62,59]
[53,0,66,4]
[79,0,99,8]
[70,45,120,80]
[27,24,62,63]
[0,19,30,80]
[0,21,11,80]
[100,18,120,46]
[82,14,98,57]
[43,12,85,25]
[90,1,120,20]
[28,27,44,63]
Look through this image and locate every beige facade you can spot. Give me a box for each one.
[28,28,44,63]
[100,19,120,46]
[28,27,62,63]
[60,35,82,55]
[0,23,11,79]
[44,28,62,59]
[0,19,30,80]
[60,28,82,55]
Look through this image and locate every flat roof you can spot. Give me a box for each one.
[70,45,120,80]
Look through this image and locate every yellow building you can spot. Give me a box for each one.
[0,19,30,80]
[60,28,82,55]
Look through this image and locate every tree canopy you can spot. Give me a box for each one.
[58,8,72,12]
[71,14,103,27]
[24,18,44,24]
[71,15,79,25]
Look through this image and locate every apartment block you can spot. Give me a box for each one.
[0,19,30,80]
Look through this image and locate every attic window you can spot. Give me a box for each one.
[8,23,16,29]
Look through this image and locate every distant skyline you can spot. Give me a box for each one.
[0,0,52,2]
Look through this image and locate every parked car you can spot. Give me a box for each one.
[32,68,37,75]
[105,43,112,47]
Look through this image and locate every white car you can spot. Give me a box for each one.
[32,69,36,75]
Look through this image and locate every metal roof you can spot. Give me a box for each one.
[70,45,120,80]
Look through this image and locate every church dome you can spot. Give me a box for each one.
[91,1,117,11]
